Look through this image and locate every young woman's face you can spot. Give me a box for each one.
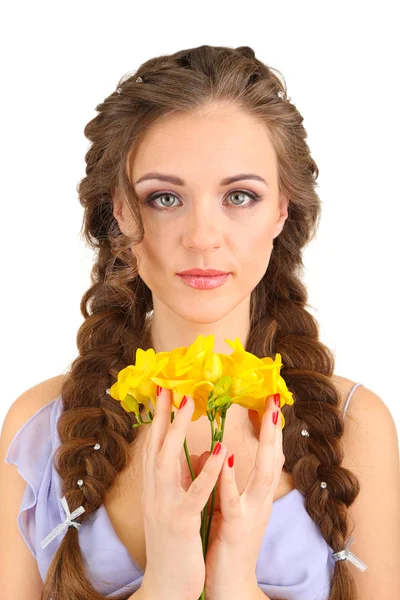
[113,103,288,325]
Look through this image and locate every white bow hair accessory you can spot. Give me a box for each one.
[332,535,368,571]
[40,495,85,549]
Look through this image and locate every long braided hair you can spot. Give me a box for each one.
[41,44,360,600]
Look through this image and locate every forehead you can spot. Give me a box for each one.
[130,103,278,188]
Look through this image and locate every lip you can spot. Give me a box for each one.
[177,273,231,289]
[177,269,230,276]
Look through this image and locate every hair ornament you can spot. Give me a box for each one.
[116,75,143,95]
[40,495,85,549]
[301,429,310,437]
[332,535,368,571]
[277,90,292,102]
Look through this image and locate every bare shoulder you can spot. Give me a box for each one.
[331,380,400,597]
[330,374,359,411]
[0,374,69,453]
[331,373,399,467]
[331,373,391,422]
[0,375,70,598]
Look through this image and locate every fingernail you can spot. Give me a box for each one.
[212,441,222,455]
[156,385,162,397]
[274,393,280,407]
[179,396,187,410]
[272,411,279,425]
[228,453,234,468]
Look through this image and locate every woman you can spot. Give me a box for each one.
[2,44,399,600]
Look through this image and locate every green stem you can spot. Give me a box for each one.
[204,410,227,555]
[185,405,229,600]
[201,423,217,557]
[183,436,196,481]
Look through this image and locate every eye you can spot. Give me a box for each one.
[142,189,262,211]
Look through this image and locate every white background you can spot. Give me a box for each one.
[1,1,399,446]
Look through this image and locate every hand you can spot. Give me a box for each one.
[140,387,229,600]
[203,394,284,598]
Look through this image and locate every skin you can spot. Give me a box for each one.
[112,101,289,359]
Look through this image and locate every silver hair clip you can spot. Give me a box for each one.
[277,90,292,102]
[332,535,368,571]
[116,76,143,94]
[40,495,85,549]
[76,443,100,488]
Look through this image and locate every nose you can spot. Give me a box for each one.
[182,198,224,252]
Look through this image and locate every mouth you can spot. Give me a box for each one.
[176,272,231,290]
[177,269,230,277]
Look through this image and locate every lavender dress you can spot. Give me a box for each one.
[4,382,364,599]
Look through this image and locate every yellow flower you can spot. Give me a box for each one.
[110,334,294,429]
[108,348,170,416]
[222,338,294,415]
[152,335,217,421]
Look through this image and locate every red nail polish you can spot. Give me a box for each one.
[212,441,222,455]
[228,453,234,468]
[274,393,280,408]
[179,396,187,409]
[156,385,162,397]
[272,411,279,425]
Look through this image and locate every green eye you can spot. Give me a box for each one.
[143,189,262,211]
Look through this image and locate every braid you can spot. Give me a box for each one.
[41,245,152,598]
[39,44,362,599]
[246,226,360,600]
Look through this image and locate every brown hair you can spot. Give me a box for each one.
[41,44,361,600]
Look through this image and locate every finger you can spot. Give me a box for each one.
[153,395,197,498]
[158,394,195,463]
[243,396,279,502]
[276,407,285,468]
[219,451,241,520]
[185,442,227,515]
[272,394,285,467]
[146,387,174,482]
[196,451,223,510]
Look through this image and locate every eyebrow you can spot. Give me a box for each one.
[133,172,269,188]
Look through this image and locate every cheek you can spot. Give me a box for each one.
[135,234,172,277]
[239,227,273,263]
[235,229,274,283]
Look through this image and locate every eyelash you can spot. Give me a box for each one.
[142,189,262,211]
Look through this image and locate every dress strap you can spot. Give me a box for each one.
[343,382,364,417]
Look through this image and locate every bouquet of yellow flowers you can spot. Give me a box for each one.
[108,334,294,599]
